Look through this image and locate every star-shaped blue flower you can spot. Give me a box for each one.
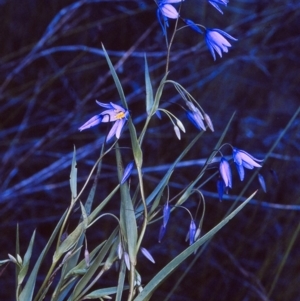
[205,28,237,61]
[208,0,228,14]
[233,148,263,181]
[79,101,129,142]
[157,0,182,35]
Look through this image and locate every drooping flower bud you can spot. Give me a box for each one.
[219,157,232,188]
[189,219,196,245]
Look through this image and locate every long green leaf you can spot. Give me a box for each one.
[101,44,142,167]
[144,54,153,115]
[20,210,67,301]
[84,286,129,299]
[101,44,127,109]
[61,149,104,273]
[18,230,36,285]
[69,228,118,301]
[54,243,105,301]
[70,146,77,202]
[134,191,257,301]
[53,223,85,264]
[115,259,126,301]
[116,146,137,266]
[128,119,143,167]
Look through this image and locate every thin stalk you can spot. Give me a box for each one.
[165,3,182,74]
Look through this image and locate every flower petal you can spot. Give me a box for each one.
[208,0,228,14]
[176,119,186,133]
[96,100,113,109]
[160,4,179,19]
[115,118,126,139]
[174,125,181,140]
[242,161,254,170]
[121,161,134,185]
[78,115,102,131]
[258,173,267,193]
[217,178,224,201]
[118,242,123,260]
[141,247,155,264]
[189,220,196,245]
[109,102,126,112]
[233,148,263,168]
[183,18,203,34]
[163,202,170,228]
[106,120,119,142]
[162,0,184,3]
[158,225,166,243]
[235,163,245,181]
[219,157,232,188]
[186,111,206,131]
[204,113,214,132]
[100,109,119,122]
[205,28,237,60]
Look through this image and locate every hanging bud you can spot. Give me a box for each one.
[204,113,214,132]
[117,242,123,260]
[189,219,197,245]
[176,119,186,133]
[84,248,90,268]
[163,202,170,228]
[219,157,232,188]
[140,247,155,264]
[121,161,134,184]
[258,173,267,193]
[194,227,201,241]
[174,125,181,140]
[124,252,130,270]
[217,178,224,201]
[158,225,166,243]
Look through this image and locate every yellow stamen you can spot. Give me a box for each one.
[115,111,125,119]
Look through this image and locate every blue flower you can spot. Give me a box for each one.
[258,173,267,193]
[140,247,155,264]
[158,201,171,242]
[185,101,206,131]
[121,161,134,185]
[183,18,203,34]
[163,201,170,228]
[157,0,182,35]
[219,157,232,188]
[233,148,263,181]
[208,0,228,14]
[189,219,196,245]
[205,28,237,61]
[79,101,129,142]
[217,177,225,201]
[158,225,166,243]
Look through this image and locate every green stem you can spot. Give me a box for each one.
[165,3,181,74]
[36,141,117,300]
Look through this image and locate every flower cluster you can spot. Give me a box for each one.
[185,100,214,132]
[218,147,264,200]
[156,0,237,60]
[158,201,200,246]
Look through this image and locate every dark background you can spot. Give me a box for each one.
[0,0,300,300]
